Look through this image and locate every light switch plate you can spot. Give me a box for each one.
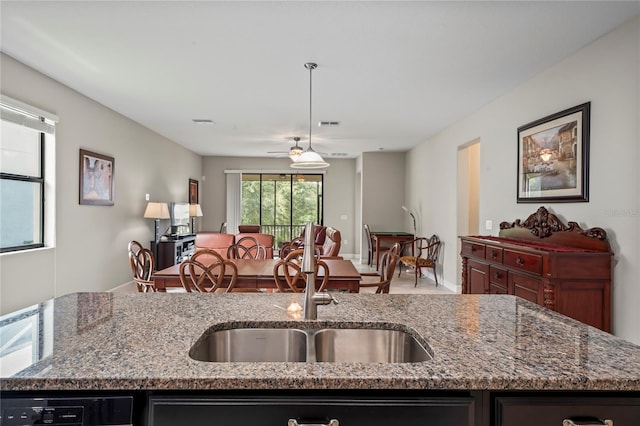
[485,220,493,230]
[145,193,150,201]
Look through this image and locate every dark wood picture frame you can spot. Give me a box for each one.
[517,102,590,203]
[79,149,115,206]
[189,179,199,204]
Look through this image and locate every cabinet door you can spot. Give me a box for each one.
[508,273,543,305]
[148,395,476,426]
[467,260,489,294]
[495,395,640,426]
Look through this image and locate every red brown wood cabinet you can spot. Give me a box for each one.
[460,207,613,332]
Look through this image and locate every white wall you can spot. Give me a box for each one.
[0,53,202,315]
[406,17,640,343]
[200,156,357,256]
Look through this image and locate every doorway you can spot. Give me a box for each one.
[457,139,480,290]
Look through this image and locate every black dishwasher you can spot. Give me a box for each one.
[0,396,133,426]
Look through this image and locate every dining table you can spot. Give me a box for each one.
[370,231,415,267]
[152,258,362,293]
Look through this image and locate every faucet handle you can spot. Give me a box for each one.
[327,291,339,305]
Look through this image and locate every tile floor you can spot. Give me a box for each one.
[353,261,455,295]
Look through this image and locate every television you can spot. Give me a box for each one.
[169,202,190,236]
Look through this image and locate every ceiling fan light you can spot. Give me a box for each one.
[291,150,329,169]
[289,146,304,161]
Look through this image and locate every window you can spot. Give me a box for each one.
[0,96,57,253]
[241,173,323,246]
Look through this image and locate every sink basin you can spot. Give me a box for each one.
[314,328,432,363]
[190,325,432,363]
[190,328,307,362]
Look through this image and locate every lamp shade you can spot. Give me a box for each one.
[189,203,203,217]
[290,150,329,169]
[143,202,170,219]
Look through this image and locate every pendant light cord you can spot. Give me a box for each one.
[308,64,313,151]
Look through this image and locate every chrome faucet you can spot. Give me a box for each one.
[301,221,337,320]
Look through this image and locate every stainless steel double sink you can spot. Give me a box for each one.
[189,325,433,363]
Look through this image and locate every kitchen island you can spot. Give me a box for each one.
[2,292,639,425]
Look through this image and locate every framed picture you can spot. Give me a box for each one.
[517,102,590,203]
[189,179,199,204]
[79,149,114,206]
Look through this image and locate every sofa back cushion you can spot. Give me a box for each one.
[321,227,341,258]
[235,233,274,259]
[195,233,235,259]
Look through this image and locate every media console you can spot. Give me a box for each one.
[152,234,195,269]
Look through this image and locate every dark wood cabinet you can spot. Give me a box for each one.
[461,207,613,332]
[148,394,477,426]
[152,235,195,270]
[494,394,640,426]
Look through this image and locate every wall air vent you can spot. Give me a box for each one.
[318,121,340,127]
[192,119,215,124]
[329,153,348,157]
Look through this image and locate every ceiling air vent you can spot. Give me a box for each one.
[318,121,340,127]
[329,153,348,157]
[192,119,215,125]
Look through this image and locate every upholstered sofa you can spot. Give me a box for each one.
[195,232,274,259]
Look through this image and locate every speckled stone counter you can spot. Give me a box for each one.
[2,292,640,391]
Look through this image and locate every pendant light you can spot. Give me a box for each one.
[291,62,329,169]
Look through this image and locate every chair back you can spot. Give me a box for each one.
[359,243,400,294]
[417,234,441,262]
[273,249,329,292]
[179,249,238,292]
[235,233,274,258]
[195,232,235,259]
[227,236,267,260]
[321,227,342,257]
[129,246,155,292]
[363,224,373,264]
[238,224,261,233]
[128,240,144,258]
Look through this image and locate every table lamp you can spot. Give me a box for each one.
[402,205,417,235]
[189,203,203,234]
[144,202,170,256]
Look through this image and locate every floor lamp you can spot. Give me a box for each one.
[144,202,170,259]
[402,205,417,236]
[189,203,203,235]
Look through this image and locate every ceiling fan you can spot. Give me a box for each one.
[267,136,306,160]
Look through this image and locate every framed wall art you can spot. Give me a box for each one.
[517,102,590,203]
[79,149,114,206]
[189,178,199,204]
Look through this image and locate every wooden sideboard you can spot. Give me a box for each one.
[460,207,613,332]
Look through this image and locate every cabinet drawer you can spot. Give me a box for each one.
[489,266,507,285]
[503,249,542,275]
[149,395,476,426]
[485,246,503,263]
[495,395,640,426]
[461,241,485,259]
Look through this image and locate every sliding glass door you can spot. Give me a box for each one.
[241,174,323,246]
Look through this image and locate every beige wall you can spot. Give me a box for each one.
[0,53,202,315]
[200,156,357,256]
[406,17,640,344]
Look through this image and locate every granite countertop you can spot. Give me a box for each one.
[1,292,640,391]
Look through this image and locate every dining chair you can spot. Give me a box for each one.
[398,235,441,287]
[227,236,267,259]
[359,243,400,293]
[363,224,394,267]
[129,246,156,292]
[179,248,238,292]
[273,249,329,292]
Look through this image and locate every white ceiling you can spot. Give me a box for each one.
[1,1,638,159]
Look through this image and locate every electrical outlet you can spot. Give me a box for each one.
[485,220,493,230]
[343,239,348,245]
